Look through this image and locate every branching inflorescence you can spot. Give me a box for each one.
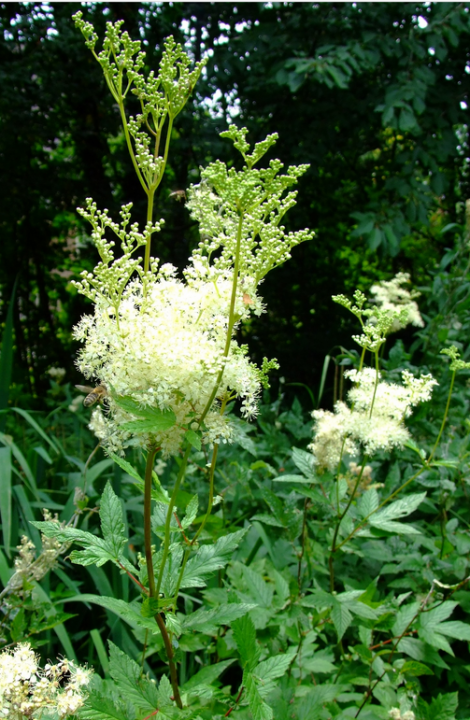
[72,13,313,458]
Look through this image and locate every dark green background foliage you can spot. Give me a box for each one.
[0,2,469,396]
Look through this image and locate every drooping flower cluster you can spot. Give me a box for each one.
[74,127,312,456]
[370,272,424,332]
[0,644,91,720]
[309,368,438,471]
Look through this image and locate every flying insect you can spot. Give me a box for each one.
[75,384,108,408]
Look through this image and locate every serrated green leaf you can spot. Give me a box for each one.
[113,395,175,427]
[357,488,379,518]
[297,684,348,720]
[121,419,173,433]
[348,601,379,620]
[244,671,273,720]
[233,614,260,670]
[33,514,135,573]
[110,453,143,483]
[254,651,296,682]
[421,601,458,627]
[370,492,426,525]
[250,513,284,527]
[272,474,313,483]
[152,502,178,538]
[400,660,433,676]
[182,659,235,691]
[272,569,290,604]
[428,692,458,720]
[331,600,353,641]
[302,655,336,674]
[291,447,315,479]
[141,597,160,618]
[181,529,246,588]
[370,520,421,535]
[433,620,470,641]
[108,641,159,714]
[100,482,126,558]
[242,565,273,607]
[399,637,450,670]
[157,675,173,708]
[185,429,201,451]
[81,676,134,720]
[183,603,257,633]
[301,589,333,608]
[418,627,454,656]
[181,495,198,529]
[61,594,159,635]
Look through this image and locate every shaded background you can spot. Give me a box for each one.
[1,1,469,402]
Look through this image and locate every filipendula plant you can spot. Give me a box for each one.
[32,12,313,720]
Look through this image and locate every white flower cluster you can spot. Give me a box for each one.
[370,272,424,332]
[1,513,70,601]
[389,709,415,720]
[47,367,66,382]
[0,644,91,720]
[309,368,438,471]
[75,264,266,456]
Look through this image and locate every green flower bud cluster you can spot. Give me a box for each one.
[72,199,163,315]
[73,12,206,193]
[186,124,314,284]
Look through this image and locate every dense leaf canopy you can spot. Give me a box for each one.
[0,2,469,396]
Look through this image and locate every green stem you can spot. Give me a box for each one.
[118,100,148,195]
[192,442,219,544]
[368,352,380,420]
[336,466,422,552]
[159,114,173,183]
[171,546,191,613]
[144,448,183,709]
[154,613,182,708]
[197,214,244,429]
[144,448,157,597]
[329,457,368,592]
[297,496,309,592]
[354,581,437,718]
[144,188,156,274]
[169,442,219,613]
[156,445,192,597]
[428,369,456,463]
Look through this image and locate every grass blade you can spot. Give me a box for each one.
[33,582,77,662]
[91,628,110,676]
[0,277,18,433]
[12,484,41,550]
[0,432,39,500]
[0,446,12,557]
[11,407,61,455]
[317,354,331,408]
[0,547,13,586]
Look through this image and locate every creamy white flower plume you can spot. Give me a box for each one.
[309,368,437,470]
[75,266,267,456]
[370,272,424,331]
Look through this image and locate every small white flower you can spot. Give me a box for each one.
[47,367,66,380]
